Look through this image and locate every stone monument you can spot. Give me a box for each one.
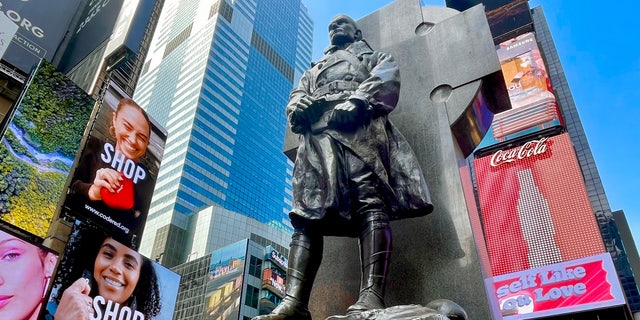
[274,1,509,319]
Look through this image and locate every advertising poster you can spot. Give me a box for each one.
[0,224,58,320]
[62,81,166,248]
[0,60,94,237]
[474,133,605,276]
[46,221,180,320]
[475,32,562,150]
[0,0,81,72]
[490,253,626,319]
[205,240,247,320]
[262,268,285,297]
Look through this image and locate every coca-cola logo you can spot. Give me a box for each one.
[490,138,549,167]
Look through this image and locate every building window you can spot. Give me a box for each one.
[249,256,262,278]
[245,285,259,308]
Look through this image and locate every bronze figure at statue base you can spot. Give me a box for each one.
[325,300,468,320]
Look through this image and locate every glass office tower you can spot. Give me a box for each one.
[134,0,312,267]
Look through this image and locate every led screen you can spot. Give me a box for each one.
[205,239,247,320]
[474,133,605,276]
[476,32,562,150]
[61,81,166,248]
[489,253,625,318]
[46,221,180,320]
[0,0,81,72]
[0,60,94,237]
[0,224,59,320]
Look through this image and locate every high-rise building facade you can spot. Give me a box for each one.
[171,238,288,319]
[134,0,312,267]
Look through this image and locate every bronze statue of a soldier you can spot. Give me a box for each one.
[255,14,433,320]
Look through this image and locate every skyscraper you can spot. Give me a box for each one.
[532,6,640,315]
[133,0,312,267]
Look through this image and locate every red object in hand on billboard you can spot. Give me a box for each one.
[100,173,135,210]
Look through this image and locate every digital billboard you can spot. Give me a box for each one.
[0,224,58,320]
[262,268,285,297]
[490,253,626,319]
[61,81,166,248]
[205,239,247,320]
[476,32,562,150]
[0,0,81,72]
[474,133,605,276]
[0,60,94,237]
[57,0,125,73]
[46,221,180,320]
[485,0,533,41]
[266,246,288,270]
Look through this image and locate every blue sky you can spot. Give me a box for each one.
[303,0,640,248]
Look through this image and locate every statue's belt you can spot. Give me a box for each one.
[308,81,362,133]
[312,79,360,97]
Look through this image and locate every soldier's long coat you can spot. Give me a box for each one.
[287,40,433,236]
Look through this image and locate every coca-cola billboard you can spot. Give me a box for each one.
[474,133,604,277]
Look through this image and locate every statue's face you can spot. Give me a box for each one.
[329,15,358,46]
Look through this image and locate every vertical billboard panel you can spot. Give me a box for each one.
[485,0,533,41]
[0,224,58,320]
[0,0,81,72]
[262,268,285,298]
[61,81,166,248]
[0,60,94,237]
[58,0,125,72]
[46,221,180,320]
[474,133,605,276]
[476,32,562,150]
[205,240,247,320]
[490,253,625,318]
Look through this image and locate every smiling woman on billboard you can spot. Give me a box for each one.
[47,223,161,320]
[0,227,58,320]
[64,96,157,245]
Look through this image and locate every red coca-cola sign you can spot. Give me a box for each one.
[474,133,604,277]
[490,138,549,167]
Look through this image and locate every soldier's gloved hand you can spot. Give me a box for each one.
[292,97,324,124]
[329,100,360,125]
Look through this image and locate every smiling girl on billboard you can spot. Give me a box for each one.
[47,224,161,320]
[65,98,155,244]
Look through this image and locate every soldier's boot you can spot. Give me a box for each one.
[253,232,322,320]
[347,212,391,314]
